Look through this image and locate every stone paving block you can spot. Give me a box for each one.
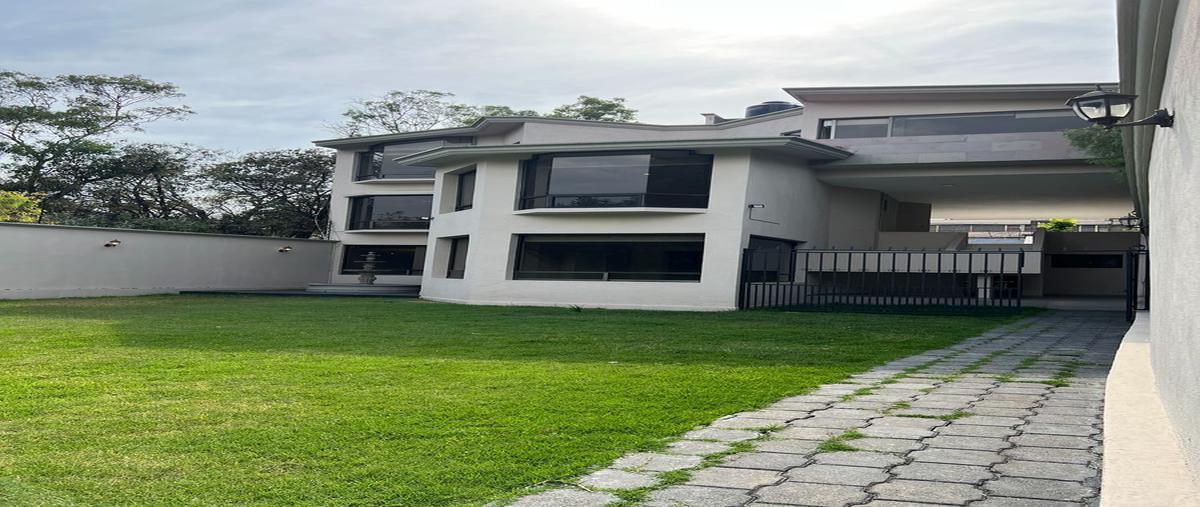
[755,439,821,455]
[984,477,1095,501]
[925,435,1012,451]
[935,424,1018,438]
[682,427,759,442]
[508,489,618,507]
[1033,405,1102,416]
[1026,414,1099,425]
[755,481,870,506]
[971,498,1080,507]
[786,463,890,486]
[711,417,782,430]
[859,425,935,440]
[1020,423,1099,436]
[818,408,883,419]
[812,451,906,468]
[972,399,1040,409]
[735,409,809,421]
[1038,398,1101,409]
[837,400,894,410]
[788,417,869,430]
[910,448,1004,466]
[891,462,993,484]
[685,467,781,489]
[909,400,972,410]
[980,394,1045,403]
[770,401,831,412]
[920,394,981,403]
[578,468,657,489]
[779,394,842,404]
[892,408,956,417]
[870,479,985,504]
[1003,446,1097,464]
[993,460,1097,481]
[612,452,702,472]
[1009,434,1096,449]
[968,407,1034,417]
[858,393,919,403]
[644,485,751,507]
[774,426,844,440]
[859,501,969,507]
[665,440,729,456]
[850,437,924,453]
[955,415,1025,427]
[869,416,946,429]
[721,451,812,471]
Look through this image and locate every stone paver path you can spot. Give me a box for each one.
[508,311,1128,507]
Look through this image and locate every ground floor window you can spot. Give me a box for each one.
[340,245,426,275]
[446,237,469,279]
[513,234,704,281]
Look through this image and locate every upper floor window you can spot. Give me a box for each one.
[455,170,476,211]
[518,151,713,209]
[347,195,433,230]
[817,110,1089,140]
[355,137,472,181]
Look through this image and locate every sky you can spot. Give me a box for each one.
[1,0,1119,153]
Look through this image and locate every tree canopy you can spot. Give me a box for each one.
[1063,126,1124,168]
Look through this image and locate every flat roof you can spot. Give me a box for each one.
[390,137,852,166]
[784,83,1119,103]
[312,107,805,149]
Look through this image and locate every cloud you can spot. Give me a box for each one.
[1,0,1117,151]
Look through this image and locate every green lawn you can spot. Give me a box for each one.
[0,295,1017,506]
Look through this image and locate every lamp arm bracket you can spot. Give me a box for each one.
[1109,108,1174,129]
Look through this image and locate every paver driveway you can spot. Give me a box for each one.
[510,310,1127,507]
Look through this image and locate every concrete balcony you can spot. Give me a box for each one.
[818,131,1087,167]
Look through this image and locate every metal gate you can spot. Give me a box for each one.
[738,248,1026,311]
[1125,246,1150,322]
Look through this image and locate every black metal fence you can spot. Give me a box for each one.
[1125,246,1150,322]
[738,248,1027,311]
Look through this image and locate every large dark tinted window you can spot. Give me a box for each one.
[746,236,799,282]
[891,110,1087,137]
[355,138,472,180]
[347,195,433,230]
[1050,254,1123,269]
[340,245,426,275]
[446,237,469,279]
[519,151,713,209]
[818,118,889,139]
[455,170,476,211]
[514,234,704,281]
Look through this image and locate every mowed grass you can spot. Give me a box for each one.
[0,295,1017,506]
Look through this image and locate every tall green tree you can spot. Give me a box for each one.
[332,90,477,137]
[0,71,193,202]
[206,149,334,238]
[548,96,637,122]
[1063,126,1124,168]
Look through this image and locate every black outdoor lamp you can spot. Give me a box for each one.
[1065,86,1173,129]
[1117,213,1141,229]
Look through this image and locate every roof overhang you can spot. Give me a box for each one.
[784,83,1118,104]
[312,108,805,149]
[390,137,852,167]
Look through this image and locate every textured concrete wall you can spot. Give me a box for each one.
[1148,0,1200,477]
[0,223,334,299]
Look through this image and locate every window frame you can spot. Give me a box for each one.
[517,150,714,210]
[339,245,426,276]
[511,233,705,282]
[816,109,1087,140]
[346,194,434,231]
[353,137,473,181]
[446,237,469,279]
[454,169,476,211]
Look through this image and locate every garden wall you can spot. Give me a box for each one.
[0,223,335,299]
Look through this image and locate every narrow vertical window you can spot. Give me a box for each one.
[446,237,469,279]
[455,170,476,211]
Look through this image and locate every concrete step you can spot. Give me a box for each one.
[305,283,420,296]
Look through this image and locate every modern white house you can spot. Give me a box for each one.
[313,83,1136,311]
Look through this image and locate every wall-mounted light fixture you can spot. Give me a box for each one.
[1065,85,1174,129]
[1116,213,1141,230]
[747,204,765,209]
[277,246,293,253]
[104,239,121,248]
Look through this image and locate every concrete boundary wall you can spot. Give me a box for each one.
[0,223,335,299]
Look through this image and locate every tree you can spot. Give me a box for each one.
[1038,218,1078,232]
[1063,126,1124,168]
[55,143,214,230]
[0,191,41,222]
[548,96,637,122]
[331,90,477,137]
[206,149,334,238]
[0,71,193,200]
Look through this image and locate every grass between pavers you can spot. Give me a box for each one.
[0,295,1021,507]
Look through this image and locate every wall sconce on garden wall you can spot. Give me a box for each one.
[1066,85,1174,129]
[277,246,293,253]
[104,239,121,247]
